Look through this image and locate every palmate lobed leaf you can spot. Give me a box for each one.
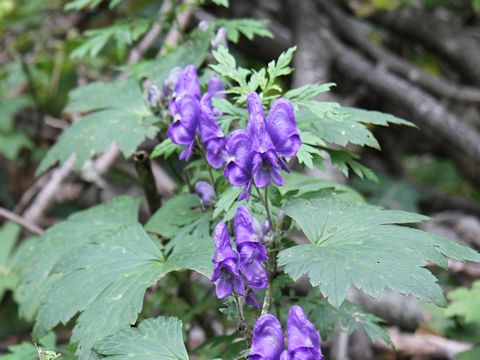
[300,296,393,346]
[0,223,21,300]
[445,280,480,323]
[296,102,413,150]
[94,316,188,360]
[37,79,157,175]
[145,194,206,238]
[31,196,214,359]
[15,196,141,321]
[278,197,480,308]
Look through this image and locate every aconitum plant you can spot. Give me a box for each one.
[13,22,480,359]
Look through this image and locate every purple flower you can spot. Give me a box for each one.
[162,67,183,100]
[285,306,324,360]
[167,66,227,163]
[146,82,161,109]
[173,64,201,100]
[249,306,324,360]
[224,129,254,200]
[249,314,284,360]
[245,290,261,308]
[234,206,268,290]
[167,94,200,160]
[199,93,227,169]
[207,76,225,98]
[194,181,216,207]
[211,222,245,299]
[167,66,202,160]
[224,92,300,198]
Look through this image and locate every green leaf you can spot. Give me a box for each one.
[212,0,229,7]
[284,83,336,105]
[213,187,241,219]
[0,97,30,132]
[280,172,364,203]
[456,348,480,360]
[278,197,480,307]
[16,196,141,321]
[145,194,206,238]
[266,46,296,88]
[327,149,378,181]
[0,223,21,299]
[215,18,273,43]
[297,104,380,149]
[94,317,188,359]
[64,79,145,113]
[0,343,37,360]
[0,131,33,160]
[37,79,157,175]
[296,143,319,169]
[65,0,122,11]
[342,107,414,127]
[446,280,480,323]
[297,103,413,151]
[128,27,213,88]
[150,138,181,159]
[0,333,58,360]
[71,19,150,59]
[33,217,213,358]
[301,297,392,346]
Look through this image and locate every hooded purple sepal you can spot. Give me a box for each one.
[211,222,245,299]
[199,93,227,169]
[245,290,260,308]
[224,129,254,198]
[245,92,288,188]
[266,99,301,158]
[286,306,324,360]
[167,94,200,160]
[234,206,268,289]
[194,181,216,207]
[174,64,201,99]
[249,314,284,360]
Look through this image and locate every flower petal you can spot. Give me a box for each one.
[286,306,323,359]
[246,92,274,152]
[175,64,201,99]
[234,206,256,245]
[215,277,233,299]
[249,314,284,360]
[267,98,301,158]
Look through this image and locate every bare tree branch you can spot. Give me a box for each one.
[321,1,480,103]
[373,8,480,85]
[0,206,44,235]
[319,25,480,166]
[375,327,473,358]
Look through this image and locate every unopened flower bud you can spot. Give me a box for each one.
[162,67,183,100]
[252,216,262,235]
[211,27,227,50]
[198,20,209,32]
[194,181,216,208]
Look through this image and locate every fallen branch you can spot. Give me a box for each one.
[321,1,480,103]
[373,8,480,85]
[133,151,161,214]
[375,327,473,358]
[0,206,44,235]
[21,8,180,224]
[321,27,480,165]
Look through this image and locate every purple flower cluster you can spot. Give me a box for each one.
[166,65,301,199]
[211,206,268,307]
[249,306,324,360]
[167,65,226,165]
[224,92,301,200]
